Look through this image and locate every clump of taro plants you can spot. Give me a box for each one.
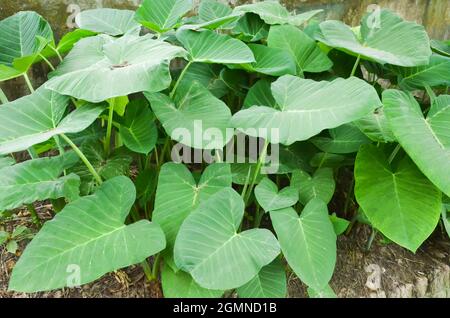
[0,0,449,297]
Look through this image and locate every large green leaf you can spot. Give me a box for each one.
[237,258,286,298]
[0,11,53,76]
[270,199,336,291]
[244,79,276,109]
[195,0,240,30]
[179,63,228,98]
[268,25,332,75]
[231,75,381,145]
[354,107,396,143]
[9,176,166,292]
[291,168,335,205]
[232,13,269,43]
[384,90,450,197]
[311,123,371,154]
[431,39,450,57]
[176,29,255,64]
[119,100,157,155]
[135,0,193,33]
[0,87,104,155]
[0,156,14,170]
[145,82,232,150]
[354,145,442,252]
[69,141,132,195]
[314,9,431,66]
[0,153,80,211]
[174,188,280,289]
[391,54,450,90]
[46,34,186,102]
[230,44,296,76]
[233,2,322,26]
[153,163,232,268]
[161,264,223,298]
[255,177,298,212]
[75,9,141,36]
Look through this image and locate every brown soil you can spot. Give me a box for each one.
[0,206,449,298]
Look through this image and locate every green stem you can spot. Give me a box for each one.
[159,137,170,167]
[343,177,355,217]
[23,72,35,93]
[53,136,66,175]
[151,253,162,281]
[350,55,361,77]
[170,61,193,99]
[365,228,377,251]
[48,45,63,62]
[424,84,436,104]
[253,203,263,228]
[244,139,269,205]
[388,144,401,165]
[141,259,153,281]
[0,87,8,104]
[241,167,252,199]
[27,147,38,159]
[60,134,103,185]
[104,98,116,155]
[26,204,42,228]
[39,54,55,71]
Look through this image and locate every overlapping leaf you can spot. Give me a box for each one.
[231,75,381,145]
[384,90,450,196]
[46,34,186,102]
[255,177,298,212]
[291,168,335,205]
[174,188,280,289]
[311,123,371,154]
[232,13,269,42]
[355,145,442,252]
[9,176,166,292]
[354,107,396,143]
[0,87,104,155]
[75,9,141,36]
[270,199,336,291]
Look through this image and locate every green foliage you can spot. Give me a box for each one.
[0,1,446,298]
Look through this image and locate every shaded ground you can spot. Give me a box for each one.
[1,206,448,298]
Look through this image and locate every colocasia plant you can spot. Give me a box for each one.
[0,0,449,297]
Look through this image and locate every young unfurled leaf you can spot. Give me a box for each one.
[145,82,232,150]
[135,0,193,33]
[174,188,280,289]
[232,75,381,145]
[0,87,105,155]
[237,258,286,298]
[270,199,336,291]
[355,145,442,252]
[314,9,431,66]
[46,34,187,102]
[291,168,336,205]
[255,177,298,212]
[153,163,232,269]
[9,176,166,292]
[176,29,255,64]
[119,100,158,155]
[268,25,333,75]
[0,11,53,79]
[0,153,80,211]
[75,9,141,36]
[311,123,371,154]
[384,90,450,197]
[161,264,224,298]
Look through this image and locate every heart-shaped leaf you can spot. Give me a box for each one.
[135,0,193,33]
[46,34,186,102]
[0,11,53,78]
[231,75,381,145]
[0,87,105,155]
[390,54,450,90]
[384,90,450,197]
[75,9,141,36]
[161,264,224,298]
[270,199,336,291]
[153,163,232,268]
[119,100,158,155]
[145,82,232,150]
[237,258,287,298]
[176,29,255,64]
[255,177,298,212]
[0,153,80,211]
[233,2,322,26]
[314,9,431,66]
[174,188,280,289]
[354,107,396,143]
[355,145,442,252]
[9,176,166,292]
[268,25,333,75]
[291,168,335,205]
[311,123,371,154]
